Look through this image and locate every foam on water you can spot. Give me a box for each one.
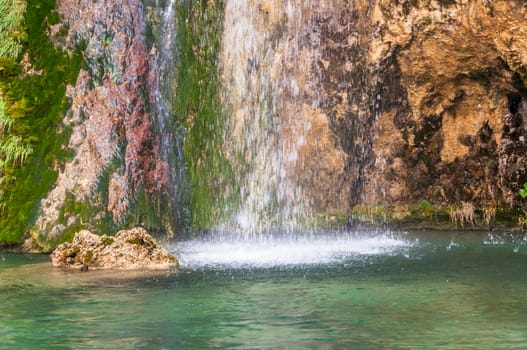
[170,231,416,269]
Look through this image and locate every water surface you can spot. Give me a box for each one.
[1,230,526,349]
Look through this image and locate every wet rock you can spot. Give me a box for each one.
[50,228,178,271]
[23,0,527,240]
[507,92,522,114]
[362,0,527,214]
[30,0,175,249]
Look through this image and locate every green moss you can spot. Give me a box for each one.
[350,199,526,229]
[0,0,83,246]
[84,249,93,263]
[126,238,142,245]
[436,0,456,7]
[315,212,350,229]
[101,236,114,246]
[352,204,387,225]
[53,191,110,246]
[409,200,436,220]
[172,1,237,230]
[125,190,169,235]
[0,0,26,59]
[0,57,21,77]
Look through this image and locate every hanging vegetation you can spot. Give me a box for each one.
[0,0,83,245]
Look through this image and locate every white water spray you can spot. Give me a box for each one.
[171,231,416,269]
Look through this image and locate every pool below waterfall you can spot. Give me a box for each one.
[1,230,527,349]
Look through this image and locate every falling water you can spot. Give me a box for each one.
[151,0,190,229]
[151,0,373,234]
[220,1,316,233]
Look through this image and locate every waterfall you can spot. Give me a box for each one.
[150,0,366,234]
[220,0,313,233]
[155,0,178,163]
[151,0,190,231]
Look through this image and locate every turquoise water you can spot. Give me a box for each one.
[1,230,527,349]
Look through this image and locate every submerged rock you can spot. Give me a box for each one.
[50,228,178,271]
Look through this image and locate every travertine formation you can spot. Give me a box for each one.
[221,0,527,224]
[50,227,178,270]
[22,0,527,250]
[363,1,527,215]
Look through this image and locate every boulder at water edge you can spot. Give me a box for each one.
[50,228,178,271]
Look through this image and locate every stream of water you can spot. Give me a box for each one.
[1,230,527,349]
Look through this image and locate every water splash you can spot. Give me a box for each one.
[483,232,527,253]
[170,230,416,269]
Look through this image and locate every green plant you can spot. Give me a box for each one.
[0,0,83,246]
[518,183,527,229]
[0,0,26,59]
[101,236,114,246]
[411,199,436,219]
[448,202,475,228]
[0,1,32,170]
[84,249,93,263]
[0,135,33,165]
[483,200,497,226]
[0,98,14,133]
[352,204,387,224]
[172,1,237,230]
[519,183,527,199]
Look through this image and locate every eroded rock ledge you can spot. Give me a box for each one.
[50,228,178,271]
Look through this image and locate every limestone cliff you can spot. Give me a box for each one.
[28,0,182,250]
[362,0,527,223]
[2,0,527,250]
[225,0,527,226]
[249,0,527,225]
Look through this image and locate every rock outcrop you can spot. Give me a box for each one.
[3,0,527,251]
[361,0,527,221]
[27,0,183,250]
[50,228,178,271]
[221,0,527,226]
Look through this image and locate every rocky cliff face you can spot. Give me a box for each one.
[222,0,527,226]
[29,0,179,250]
[251,0,527,224]
[362,0,527,222]
[3,0,527,250]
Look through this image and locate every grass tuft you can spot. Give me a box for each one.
[0,0,26,60]
[0,135,33,165]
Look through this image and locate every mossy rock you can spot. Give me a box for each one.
[51,228,179,270]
